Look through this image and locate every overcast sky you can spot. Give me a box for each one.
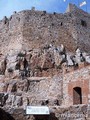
[0,0,90,20]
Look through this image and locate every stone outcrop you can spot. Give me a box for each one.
[2,104,89,120]
[0,107,15,120]
[0,42,90,119]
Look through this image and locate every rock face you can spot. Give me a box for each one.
[0,107,15,120]
[2,105,89,120]
[0,3,90,120]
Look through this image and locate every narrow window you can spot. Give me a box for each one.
[81,20,87,27]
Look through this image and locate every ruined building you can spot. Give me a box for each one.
[0,3,90,120]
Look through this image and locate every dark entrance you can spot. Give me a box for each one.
[73,87,82,105]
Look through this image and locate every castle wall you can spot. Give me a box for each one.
[0,4,90,55]
[63,64,90,106]
[0,12,23,54]
[12,7,90,52]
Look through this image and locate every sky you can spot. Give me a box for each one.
[0,0,90,20]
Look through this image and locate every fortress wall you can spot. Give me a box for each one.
[63,65,90,106]
[70,9,90,52]
[21,10,79,51]
[0,12,24,54]
[0,4,90,55]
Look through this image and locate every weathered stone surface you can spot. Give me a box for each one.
[16,79,29,92]
[2,105,89,120]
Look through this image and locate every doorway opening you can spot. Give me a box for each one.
[73,87,82,105]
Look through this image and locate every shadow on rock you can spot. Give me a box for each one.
[49,113,58,120]
[33,113,58,120]
[0,108,15,120]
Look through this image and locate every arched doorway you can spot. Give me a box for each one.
[73,87,82,105]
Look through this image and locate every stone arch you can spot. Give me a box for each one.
[73,87,82,105]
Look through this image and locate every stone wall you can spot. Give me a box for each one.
[0,41,90,108]
[18,4,90,52]
[0,76,63,108]
[0,4,90,55]
[0,12,23,55]
[63,64,90,106]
